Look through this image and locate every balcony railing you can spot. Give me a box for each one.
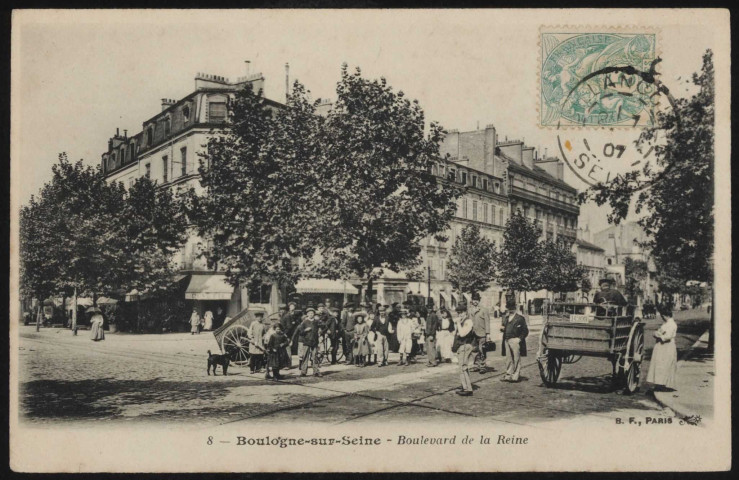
[510,186,580,215]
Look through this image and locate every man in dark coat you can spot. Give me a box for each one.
[341,304,357,364]
[387,303,401,352]
[467,292,491,373]
[500,295,528,383]
[291,307,322,377]
[322,299,341,364]
[281,302,301,356]
[593,278,628,305]
[593,278,628,315]
[424,304,441,367]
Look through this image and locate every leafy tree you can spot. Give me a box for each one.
[189,67,462,302]
[581,277,592,295]
[19,155,125,303]
[19,155,188,314]
[447,224,497,296]
[495,212,544,303]
[623,257,649,303]
[311,65,462,297]
[540,240,587,297]
[581,50,715,347]
[188,82,328,290]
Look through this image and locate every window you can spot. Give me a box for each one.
[463,199,468,218]
[472,201,478,221]
[499,208,505,225]
[472,175,477,188]
[449,169,456,181]
[483,203,488,223]
[182,104,191,122]
[180,147,187,176]
[146,127,153,147]
[482,178,488,191]
[494,182,500,193]
[145,163,151,179]
[461,172,467,185]
[208,102,227,123]
[162,156,168,183]
[164,117,171,137]
[248,284,272,304]
[491,207,496,225]
[128,179,134,189]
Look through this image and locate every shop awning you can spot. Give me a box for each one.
[97,296,118,305]
[185,274,235,300]
[439,291,451,307]
[295,279,359,295]
[65,297,94,309]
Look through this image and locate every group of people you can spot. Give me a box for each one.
[218,278,679,397]
[189,308,219,334]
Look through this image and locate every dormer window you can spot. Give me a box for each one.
[182,104,191,123]
[164,117,171,137]
[146,127,154,147]
[461,172,467,185]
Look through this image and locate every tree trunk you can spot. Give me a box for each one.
[366,276,374,307]
[708,286,714,353]
[35,303,41,332]
[72,287,78,335]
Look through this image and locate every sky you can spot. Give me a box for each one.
[11,9,720,234]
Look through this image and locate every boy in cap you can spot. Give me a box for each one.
[291,307,322,377]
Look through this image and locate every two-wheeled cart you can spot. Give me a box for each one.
[536,302,644,394]
[212,307,268,365]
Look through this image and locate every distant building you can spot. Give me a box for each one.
[593,222,657,305]
[574,224,606,302]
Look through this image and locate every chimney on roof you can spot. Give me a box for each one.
[245,60,251,76]
[116,127,119,137]
[123,129,128,139]
[285,62,290,102]
[161,98,175,111]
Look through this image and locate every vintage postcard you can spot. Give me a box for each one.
[9,9,731,472]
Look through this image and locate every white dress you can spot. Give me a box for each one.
[396,318,413,354]
[646,318,678,389]
[203,311,214,330]
[437,316,454,359]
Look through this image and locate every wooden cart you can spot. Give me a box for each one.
[212,307,268,365]
[536,302,644,394]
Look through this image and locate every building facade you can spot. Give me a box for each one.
[101,70,281,325]
[592,222,657,305]
[574,225,607,302]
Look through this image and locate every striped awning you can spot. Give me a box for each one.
[295,279,359,295]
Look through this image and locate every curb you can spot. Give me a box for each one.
[651,330,710,421]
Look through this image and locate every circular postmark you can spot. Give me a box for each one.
[556,58,680,194]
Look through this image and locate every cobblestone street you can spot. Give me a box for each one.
[17,312,707,428]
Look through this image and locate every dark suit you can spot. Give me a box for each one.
[501,312,528,381]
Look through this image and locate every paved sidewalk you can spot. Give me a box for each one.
[653,331,713,424]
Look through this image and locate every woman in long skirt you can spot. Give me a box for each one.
[265,324,291,380]
[89,308,105,341]
[353,315,372,366]
[437,308,455,362]
[647,304,678,391]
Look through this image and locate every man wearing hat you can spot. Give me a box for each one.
[282,301,300,356]
[593,278,628,316]
[291,307,322,377]
[320,299,341,364]
[467,292,491,373]
[499,294,528,382]
[340,303,357,364]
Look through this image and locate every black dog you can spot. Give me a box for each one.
[207,350,230,376]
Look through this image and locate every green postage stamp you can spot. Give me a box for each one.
[540,28,657,127]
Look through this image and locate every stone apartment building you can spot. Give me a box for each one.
[574,224,607,302]
[101,70,279,326]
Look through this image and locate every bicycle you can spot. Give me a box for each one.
[315,332,345,366]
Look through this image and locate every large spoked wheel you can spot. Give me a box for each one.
[221,325,251,365]
[538,350,563,387]
[622,324,645,394]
